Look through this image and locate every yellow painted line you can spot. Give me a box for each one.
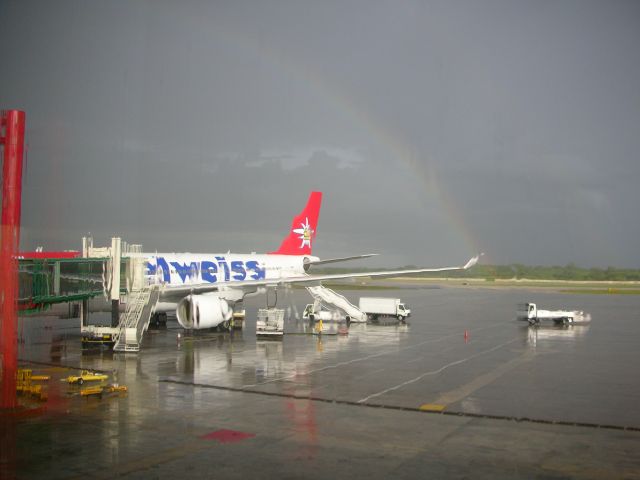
[419,403,446,412]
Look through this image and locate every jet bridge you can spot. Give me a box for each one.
[19,236,160,352]
[82,237,159,352]
[18,254,106,313]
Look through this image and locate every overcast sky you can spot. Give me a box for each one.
[1,1,639,267]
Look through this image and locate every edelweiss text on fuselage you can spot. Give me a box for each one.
[146,256,266,284]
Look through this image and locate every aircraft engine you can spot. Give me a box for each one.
[176,294,232,330]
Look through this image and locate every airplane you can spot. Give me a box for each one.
[133,191,480,330]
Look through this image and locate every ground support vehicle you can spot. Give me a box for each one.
[256,308,284,338]
[231,308,245,330]
[63,370,109,385]
[517,303,590,325]
[302,303,349,323]
[16,369,49,401]
[358,297,411,322]
[81,325,117,346]
[80,384,128,398]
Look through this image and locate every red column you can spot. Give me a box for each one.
[0,110,25,409]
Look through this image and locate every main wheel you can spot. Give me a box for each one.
[78,378,84,385]
[220,320,230,331]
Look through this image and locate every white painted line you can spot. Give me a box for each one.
[357,337,520,403]
[243,322,507,388]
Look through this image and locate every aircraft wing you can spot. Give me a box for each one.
[305,254,379,266]
[162,254,481,296]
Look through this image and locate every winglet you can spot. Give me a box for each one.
[463,253,483,270]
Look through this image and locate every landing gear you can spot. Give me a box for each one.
[150,312,167,328]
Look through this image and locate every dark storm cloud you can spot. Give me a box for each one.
[1,0,639,267]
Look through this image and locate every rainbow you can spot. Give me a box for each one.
[209,25,479,256]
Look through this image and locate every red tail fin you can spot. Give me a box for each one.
[270,191,322,255]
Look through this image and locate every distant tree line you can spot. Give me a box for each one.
[449,263,640,281]
[316,263,640,281]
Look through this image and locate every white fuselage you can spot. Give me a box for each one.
[129,253,316,312]
[131,252,316,286]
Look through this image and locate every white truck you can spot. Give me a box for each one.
[517,303,590,326]
[358,297,411,322]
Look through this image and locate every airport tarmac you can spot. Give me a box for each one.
[4,285,640,479]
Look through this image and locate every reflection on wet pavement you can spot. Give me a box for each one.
[16,288,640,428]
[7,286,640,479]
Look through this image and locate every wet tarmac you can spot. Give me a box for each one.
[4,285,640,479]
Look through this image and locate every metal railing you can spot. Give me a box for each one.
[113,285,158,352]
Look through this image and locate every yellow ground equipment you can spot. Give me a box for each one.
[104,384,128,394]
[80,384,128,399]
[16,369,49,401]
[80,386,105,397]
[64,370,109,385]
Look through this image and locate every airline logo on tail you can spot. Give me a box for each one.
[293,218,314,249]
[270,191,322,255]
